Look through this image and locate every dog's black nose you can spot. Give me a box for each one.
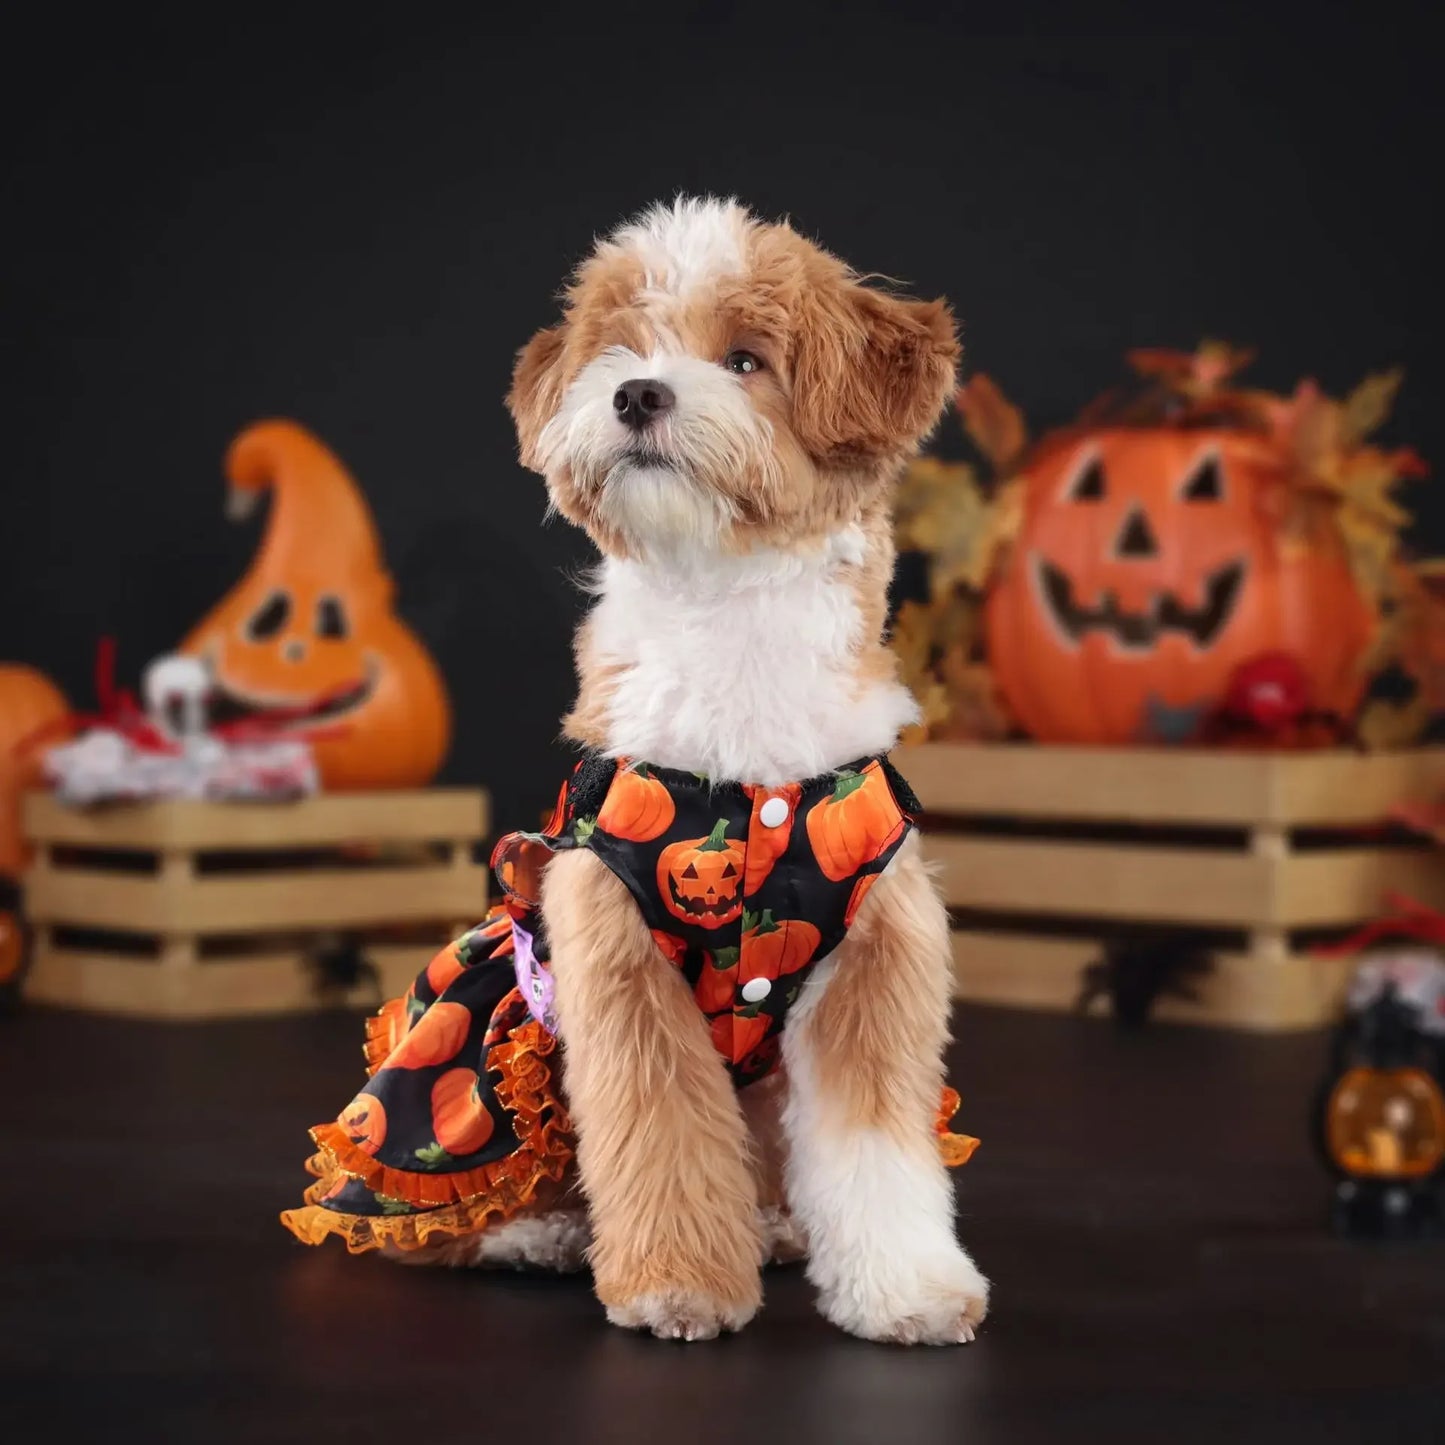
[613,378,675,429]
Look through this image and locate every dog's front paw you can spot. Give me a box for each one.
[606,1287,759,1342]
[819,1248,989,1346]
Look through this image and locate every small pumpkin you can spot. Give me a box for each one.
[710,1007,771,1066]
[650,929,689,967]
[694,946,740,1014]
[425,941,467,996]
[431,1067,495,1155]
[844,872,880,926]
[739,909,820,978]
[338,1092,388,1155]
[1325,1066,1445,1179]
[657,819,746,928]
[382,1000,471,1070]
[181,421,451,789]
[744,783,801,894]
[805,764,906,883]
[598,763,675,841]
[0,664,71,878]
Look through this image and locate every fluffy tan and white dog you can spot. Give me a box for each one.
[470,197,987,1345]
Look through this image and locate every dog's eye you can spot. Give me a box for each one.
[723,350,764,376]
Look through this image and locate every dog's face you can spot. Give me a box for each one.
[507,198,959,559]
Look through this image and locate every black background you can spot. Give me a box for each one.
[6,3,1441,826]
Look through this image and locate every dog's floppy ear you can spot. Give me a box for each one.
[506,324,568,473]
[791,285,959,465]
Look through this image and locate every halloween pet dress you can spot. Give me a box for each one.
[281,754,978,1255]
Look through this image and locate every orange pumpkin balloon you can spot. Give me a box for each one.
[0,665,71,878]
[657,819,746,929]
[430,1067,495,1155]
[986,429,1375,743]
[182,421,451,789]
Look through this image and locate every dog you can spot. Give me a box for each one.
[496,197,988,1344]
[282,196,988,1346]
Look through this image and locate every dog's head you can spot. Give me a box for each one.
[507,197,959,559]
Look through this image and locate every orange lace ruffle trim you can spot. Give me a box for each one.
[279,1017,574,1255]
[936,1087,980,1169]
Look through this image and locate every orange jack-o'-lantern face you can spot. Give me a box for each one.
[986,429,1375,743]
[182,421,451,789]
[657,820,746,929]
[1326,1067,1445,1179]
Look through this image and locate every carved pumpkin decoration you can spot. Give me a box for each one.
[0,664,71,878]
[182,421,451,789]
[1325,1066,1445,1179]
[598,763,675,841]
[430,1067,495,1155]
[986,428,1375,744]
[657,820,746,928]
[805,763,907,883]
[338,1092,388,1155]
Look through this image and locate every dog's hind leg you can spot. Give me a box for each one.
[780,832,990,1345]
[541,849,763,1341]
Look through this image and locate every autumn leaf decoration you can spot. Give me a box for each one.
[892,342,1439,747]
[890,374,1025,742]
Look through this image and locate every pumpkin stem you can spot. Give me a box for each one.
[699,818,732,851]
[829,768,868,802]
[746,908,779,937]
[711,946,739,970]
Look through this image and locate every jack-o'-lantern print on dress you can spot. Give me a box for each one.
[281,754,978,1255]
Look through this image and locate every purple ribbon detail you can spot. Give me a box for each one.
[511,919,557,1031]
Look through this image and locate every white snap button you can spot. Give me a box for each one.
[740,976,771,1003]
[758,796,790,829]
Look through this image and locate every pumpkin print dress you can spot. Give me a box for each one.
[281,754,978,1255]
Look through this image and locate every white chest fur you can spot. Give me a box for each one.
[584,528,919,786]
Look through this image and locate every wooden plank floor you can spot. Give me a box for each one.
[3,1005,1442,1444]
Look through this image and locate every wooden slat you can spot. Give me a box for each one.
[926,836,1442,928]
[899,742,1275,824]
[24,942,434,1019]
[22,788,489,851]
[26,862,489,933]
[926,835,1274,926]
[896,743,1445,828]
[949,931,1356,1031]
[1272,749,1445,825]
[1277,850,1445,924]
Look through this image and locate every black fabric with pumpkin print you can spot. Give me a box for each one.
[279,753,920,1245]
[499,753,918,1085]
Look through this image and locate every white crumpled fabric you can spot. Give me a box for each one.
[44,728,320,805]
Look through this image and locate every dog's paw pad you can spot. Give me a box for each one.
[606,1288,756,1342]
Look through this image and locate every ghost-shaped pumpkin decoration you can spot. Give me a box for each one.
[182,421,450,790]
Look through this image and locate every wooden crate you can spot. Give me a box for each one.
[21,789,489,1019]
[895,743,1445,1030]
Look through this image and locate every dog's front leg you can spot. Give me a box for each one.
[781,833,990,1344]
[541,849,763,1340]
